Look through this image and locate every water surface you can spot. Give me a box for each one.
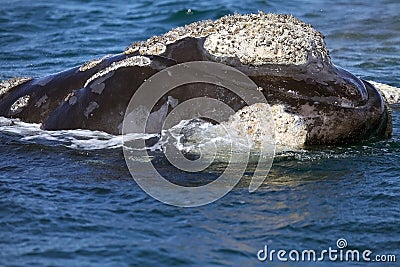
[0,0,399,266]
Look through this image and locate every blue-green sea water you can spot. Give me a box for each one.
[1,0,399,266]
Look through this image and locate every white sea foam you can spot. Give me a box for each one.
[0,117,266,156]
[0,116,386,162]
[0,117,124,150]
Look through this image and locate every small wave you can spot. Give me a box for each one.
[0,117,123,150]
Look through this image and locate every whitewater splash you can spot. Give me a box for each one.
[0,116,266,156]
[0,117,123,150]
[1,116,394,162]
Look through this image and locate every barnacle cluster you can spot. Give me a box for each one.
[125,12,330,66]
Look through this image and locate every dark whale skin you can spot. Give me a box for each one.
[0,13,392,146]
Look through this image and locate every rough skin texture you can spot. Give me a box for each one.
[125,12,330,66]
[0,12,396,149]
[84,56,151,87]
[0,77,32,99]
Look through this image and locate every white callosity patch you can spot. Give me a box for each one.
[368,81,400,105]
[0,77,32,98]
[124,16,220,55]
[79,54,113,72]
[84,56,151,88]
[64,91,83,106]
[204,14,327,65]
[270,104,307,148]
[125,12,329,66]
[222,103,275,149]
[64,92,77,105]
[10,95,31,115]
[178,102,306,151]
[223,103,307,149]
[84,101,99,118]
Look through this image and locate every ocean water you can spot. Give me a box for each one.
[1,0,399,266]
